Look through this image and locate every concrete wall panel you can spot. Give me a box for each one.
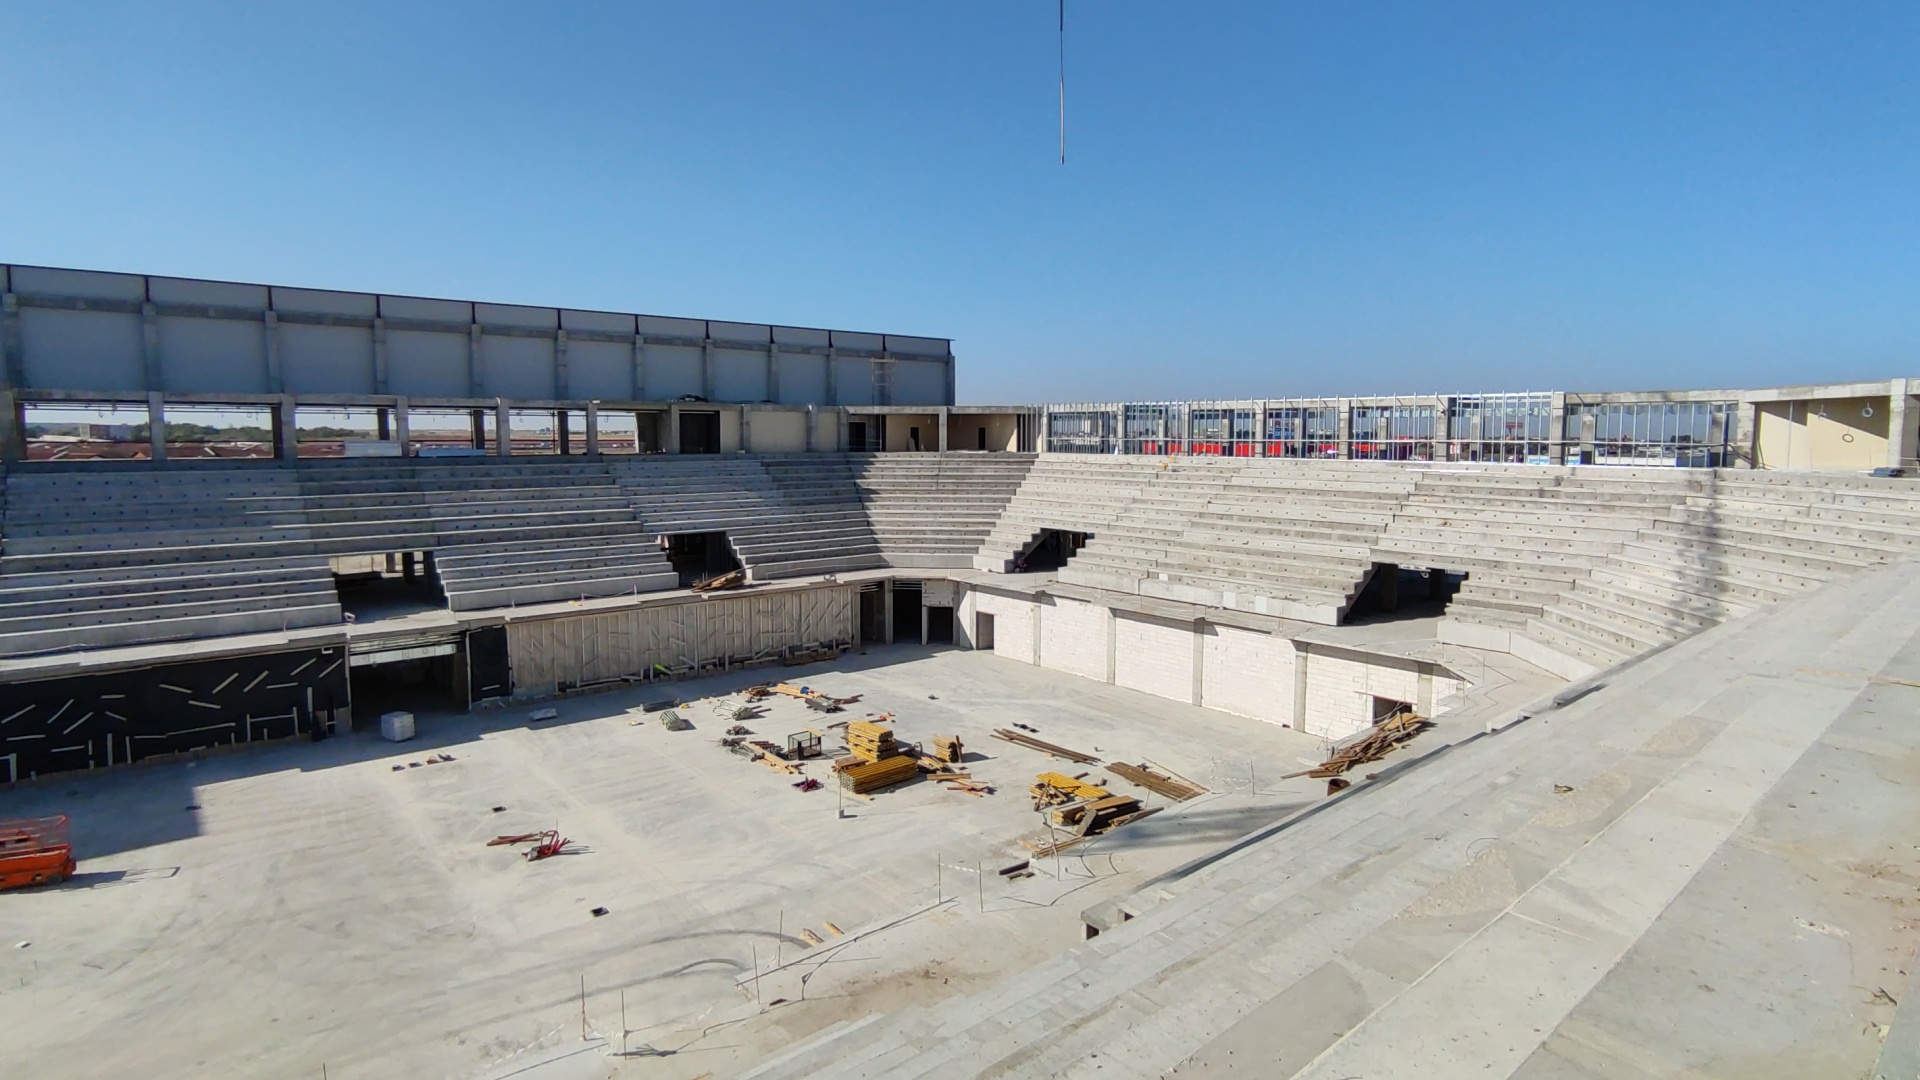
[646,344,703,399]
[271,287,376,318]
[474,302,555,330]
[713,348,768,402]
[773,325,829,347]
[561,309,634,334]
[281,322,375,394]
[710,321,770,345]
[381,295,469,323]
[968,589,1036,664]
[481,334,556,399]
[831,331,883,352]
[19,307,144,392]
[10,265,145,301]
[1040,596,1108,681]
[565,338,633,400]
[778,354,828,405]
[637,315,704,340]
[885,334,948,357]
[750,409,808,452]
[834,358,876,406]
[150,277,267,309]
[1302,650,1421,739]
[386,329,469,396]
[1114,614,1193,701]
[893,360,949,406]
[159,315,267,393]
[1202,625,1294,725]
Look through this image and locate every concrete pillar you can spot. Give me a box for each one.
[376,407,391,440]
[882,580,894,644]
[804,405,817,452]
[1578,412,1597,466]
[1889,379,1914,469]
[767,342,781,403]
[372,317,390,394]
[0,390,21,464]
[556,409,571,456]
[393,396,410,455]
[584,401,601,458]
[1191,618,1206,706]
[667,405,682,454]
[632,336,648,401]
[469,410,485,450]
[275,395,297,460]
[937,408,949,452]
[403,551,418,581]
[554,329,570,399]
[493,400,511,457]
[824,346,839,405]
[944,354,957,406]
[141,301,162,391]
[0,290,22,391]
[1426,567,1447,602]
[466,323,483,396]
[700,336,714,400]
[1548,391,1568,465]
[147,392,167,461]
[921,602,929,646]
[263,311,283,392]
[1336,399,1353,459]
[740,405,753,454]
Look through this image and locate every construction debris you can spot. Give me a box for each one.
[1030,771,1109,809]
[992,728,1100,764]
[799,928,824,946]
[746,682,862,713]
[783,644,839,666]
[824,922,844,936]
[1282,709,1431,786]
[659,711,694,732]
[1106,762,1207,802]
[1023,797,1162,856]
[692,568,746,592]
[838,754,918,794]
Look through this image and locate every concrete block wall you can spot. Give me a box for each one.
[1113,613,1195,702]
[1300,649,1423,740]
[1038,596,1109,682]
[1200,624,1295,725]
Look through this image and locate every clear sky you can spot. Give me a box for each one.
[1,2,1913,403]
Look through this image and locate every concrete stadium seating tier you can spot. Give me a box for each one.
[0,468,342,656]
[978,454,1920,681]
[290,459,677,611]
[847,453,1035,569]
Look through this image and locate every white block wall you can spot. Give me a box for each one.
[1041,596,1109,682]
[1301,651,1423,740]
[1115,614,1194,703]
[969,589,1036,664]
[1201,624,1296,726]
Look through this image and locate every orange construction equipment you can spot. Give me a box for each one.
[0,815,76,891]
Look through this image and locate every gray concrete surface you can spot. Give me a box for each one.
[0,644,1358,1080]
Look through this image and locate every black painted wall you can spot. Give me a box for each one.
[0,646,349,781]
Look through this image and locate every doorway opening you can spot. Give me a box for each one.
[926,605,955,644]
[1345,564,1465,622]
[892,580,923,643]
[974,611,996,650]
[1016,530,1090,572]
[679,411,721,454]
[859,583,886,643]
[661,532,740,588]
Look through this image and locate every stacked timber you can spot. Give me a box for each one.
[846,721,897,763]
[1106,762,1206,801]
[932,735,963,764]
[838,754,918,794]
[1029,771,1108,809]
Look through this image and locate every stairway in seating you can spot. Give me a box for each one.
[971,456,1163,572]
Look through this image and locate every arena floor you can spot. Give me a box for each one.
[0,643,1369,1080]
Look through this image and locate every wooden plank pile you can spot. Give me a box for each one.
[931,735,963,764]
[846,720,897,762]
[1022,793,1162,856]
[837,754,918,794]
[1029,771,1109,810]
[1106,762,1207,802]
[1283,709,1432,784]
[692,568,746,593]
[991,728,1100,764]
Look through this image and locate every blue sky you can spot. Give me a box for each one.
[1,2,1913,403]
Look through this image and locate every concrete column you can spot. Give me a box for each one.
[0,290,22,390]
[667,405,682,454]
[467,323,483,396]
[372,317,390,394]
[1889,379,1914,468]
[1336,399,1353,459]
[1548,391,1568,465]
[147,392,167,461]
[824,346,839,405]
[1434,397,1453,460]
[1579,412,1597,465]
[554,329,570,399]
[0,390,22,464]
[584,401,601,458]
[1191,618,1206,706]
[805,405,817,452]
[141,302,163,391]
[392,396,410,454]
[837,409,850,453]
[275,395,297,460]
[937,408,949,452]
[555,409,571,456]
[882,580,894,645]
[263,311,283,392]
[944,354,957,406]
[921,602,929,646]
[493,400,511,457]
[403,551,418,581]
[1291,642,1310,730]
[632,336,648,401]
[469,410,485,449]
[700,336,714,400]
[740,405,753,453]
[376,408,391,440]
[767,342,781,403]
[1105,608,1117,684]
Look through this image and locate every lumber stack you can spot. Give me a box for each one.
[932,735,963,764]
[1029,771,1109,809]
[846,720,897,763]
[838,754,918,794]
[991,728,1100,764]
[1284,709,1432,782]
[1106,762,1207,801]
